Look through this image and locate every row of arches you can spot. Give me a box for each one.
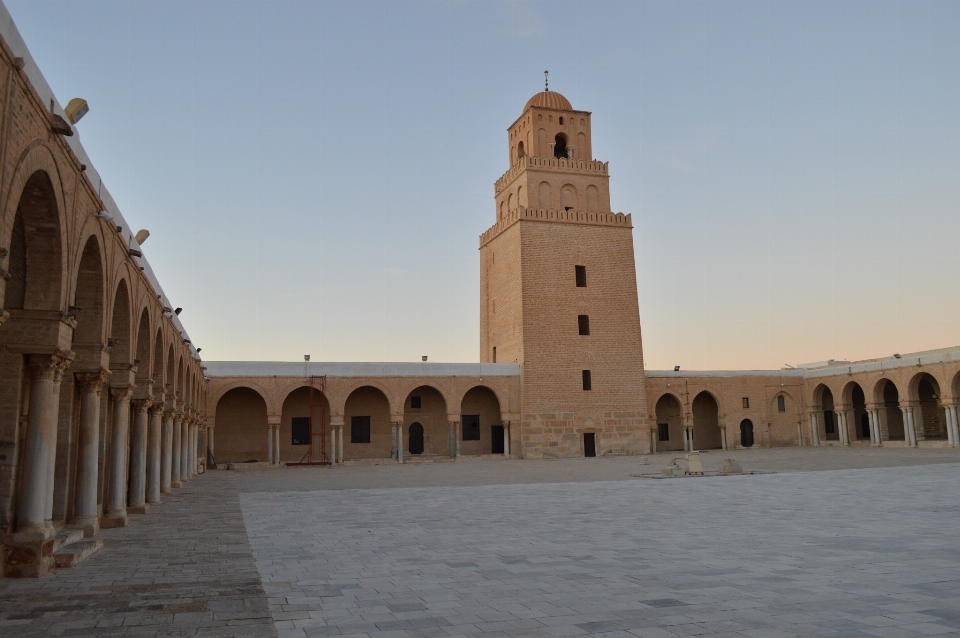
[214,383,505,463]
[0,118,205,574]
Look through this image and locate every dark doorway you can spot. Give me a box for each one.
[823,411,835,435]
[740,419,754,447]
[861,413,871,439]
[583,433,596,457]
[491,425,504,454]
[409,423,424,455]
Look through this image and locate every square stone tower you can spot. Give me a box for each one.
[479,89,648,458]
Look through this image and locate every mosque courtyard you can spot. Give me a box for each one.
[1,449,959,638]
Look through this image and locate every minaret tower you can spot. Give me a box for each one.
[479,87,649,458]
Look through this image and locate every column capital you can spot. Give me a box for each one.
[76,368,111,393]
[267,415,281,426]
[131,398,152,413]
[111,386,134,403]
[149,403,166,416]
[0,308,10,324]
[27,350,74,382]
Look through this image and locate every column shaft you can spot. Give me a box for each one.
[17,356,68,533]
[106,388,133,523]
[128,401,149,510]
[391,425,398,460]
[147,407,162,503]
[396,422,404,463]
[274,425,281,464]
[171,416,182,487]
[267,426,274,464]
[72,371,107,533]
[161,414,173,492]
[180,419,190,480]
[338,425,344,463]
[455,422,461,458]
[503,422,510,457]
[810,413,820,446]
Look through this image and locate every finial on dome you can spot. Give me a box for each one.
[544,70,548,92]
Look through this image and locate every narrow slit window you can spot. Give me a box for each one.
[578,314,590,335]
[777,395,786,412]
[742,397,750,409]
[582,370,592,391]
[492,346,497,363]
[575,265,586,287]
[351,416,371,443]
[410,396,421,409]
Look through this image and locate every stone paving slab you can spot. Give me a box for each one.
[0,473,276,637]
[229,447,960,494]
[239,462,960,638]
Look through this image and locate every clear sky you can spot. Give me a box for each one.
[8,0,960,370]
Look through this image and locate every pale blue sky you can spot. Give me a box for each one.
[8,0,960,369]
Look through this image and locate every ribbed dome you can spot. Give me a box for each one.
[524,90,572,111]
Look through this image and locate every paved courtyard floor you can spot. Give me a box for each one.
[2,448,960,637]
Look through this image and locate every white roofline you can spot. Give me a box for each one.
[204,361,521,378]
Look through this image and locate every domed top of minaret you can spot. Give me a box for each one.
[524,90,572,111]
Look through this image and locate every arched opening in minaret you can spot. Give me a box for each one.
[554,133,568,159]
[517,141,525,158]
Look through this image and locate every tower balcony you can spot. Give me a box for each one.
[479,206,632,247]
[494,156,609,195]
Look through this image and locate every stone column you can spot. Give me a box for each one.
[503,422,510,457]
[836,411,849,446]
[950,406,960,448]
[104,387,133,528]
[71,369,109,537]
[391,424,398,460]
[901,407,915,447]
[274,424,280,464]
[266,425,274,464]
[171,413,182,487]
[128,399,150,514]
[908,407,919,447]
[448,422,455,458]
[720,426,728,451]
[337,424,344,463]
[329,427,336,464]
[809,412,820,446]
[180,418,190,480]
[395,421,404,463]
[209,426,215,460]
[455,421,462,458]
[161,412,173,493]
[650,427,657,454]
[191,422,198,476]
[147,405,163,504]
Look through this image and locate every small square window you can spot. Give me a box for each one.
[777,395,786,412]
[658,423,670,441]
[351,416,371,443]
[291,417,310,445]
[410,396,421,409]
[575,265,587,287]
[462,415,480,441]
[742,397,750,409]
[582,370,592,391]
[578,315,590,336]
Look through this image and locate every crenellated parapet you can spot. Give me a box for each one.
[479,206,631,247]
[494,156,609,194]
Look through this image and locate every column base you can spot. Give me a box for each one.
[68,515,100,538]
[146,494,161,505]
[128,504,150,515]
[3,534,56,578]
[100,511,129,529]
[171,480,182,488]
